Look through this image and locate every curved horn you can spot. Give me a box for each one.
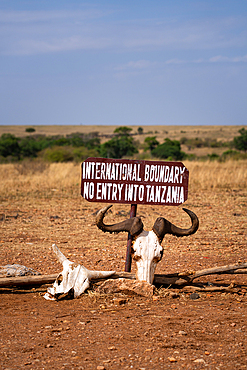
[96,205,143,237]
[152,208,199,242]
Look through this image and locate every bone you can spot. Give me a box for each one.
[132,230,163,284]
[96,205,199,285]
[44,244,115,300]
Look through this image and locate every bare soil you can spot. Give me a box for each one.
[0,187,246,369]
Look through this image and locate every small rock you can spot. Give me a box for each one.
[194,358,205,363]
[97,366,105,370]
[108,346,116,350]
[190,292,200,300]
[178,330,187,335]
[97,278,154,297]
[0,264,40,277]
[168,357,177,362]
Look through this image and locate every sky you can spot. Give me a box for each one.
[0,0,247,125]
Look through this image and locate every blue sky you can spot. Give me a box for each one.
[0,0,247,125]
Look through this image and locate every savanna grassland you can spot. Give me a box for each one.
[0,124,245,158]
[0,125,247,370]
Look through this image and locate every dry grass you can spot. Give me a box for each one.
[0,124,244,143]
[0,162,80,200]
[0,160,246,202]
[185,160,247,191]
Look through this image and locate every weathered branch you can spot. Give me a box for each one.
[0,262,246,288]
[154,262,247,286]
[0,272,135,288]
[0,274,58,287]
[191,262,247,281]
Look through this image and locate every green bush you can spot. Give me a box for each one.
[220,149,247,161]
[25,127,36,133]
[151,138,185,160]
[207,153,219,161]
[137,127,144,135]
[144,136,159,151]
[0,133,21,159]
[19,137,43,158]
[42,145,99,163]
[72,147,99,162]
[42,146,74,162]
[233,128,247,152]
[180,137,226,149]
[100,126,138,158]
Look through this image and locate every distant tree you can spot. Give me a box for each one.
[0,134,21,159]
[25,127,36,133]
[233,128,247,152]
[144,136,159,151]
[114,126,132,136]
[19,137,42,158]
[100,126,138,158]
[137,127,143,135]
[151,138,185,160]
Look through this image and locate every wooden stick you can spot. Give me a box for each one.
[0,272,135,288]
[0,262,246,288]
[0,274,57,287]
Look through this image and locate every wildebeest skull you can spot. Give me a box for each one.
[96,205,199,284]
[44,244,115,300]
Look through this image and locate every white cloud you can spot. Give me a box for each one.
[209,55,247,63]
[0,8,246,56]
[165,56,247,65]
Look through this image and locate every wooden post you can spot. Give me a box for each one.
[125,204,137,272]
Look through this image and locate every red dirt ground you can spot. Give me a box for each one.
[0,188,246,369]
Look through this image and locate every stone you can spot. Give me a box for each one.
[0,264,40,277]
[96,278,154,297]
[190,292,200,300]
[194,358,206,363]
[168,357,177,362]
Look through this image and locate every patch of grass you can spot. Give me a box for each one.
[0,160,246,202]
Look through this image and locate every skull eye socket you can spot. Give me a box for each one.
[56,274,63,286]
[132,255,141,261]
[153,256,162,263]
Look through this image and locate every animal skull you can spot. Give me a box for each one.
[44,244,115,300]
[132,230,163,283]
[96,205,199,284]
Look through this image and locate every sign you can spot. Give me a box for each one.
[81,157,190,272]
[81,157,189,206]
